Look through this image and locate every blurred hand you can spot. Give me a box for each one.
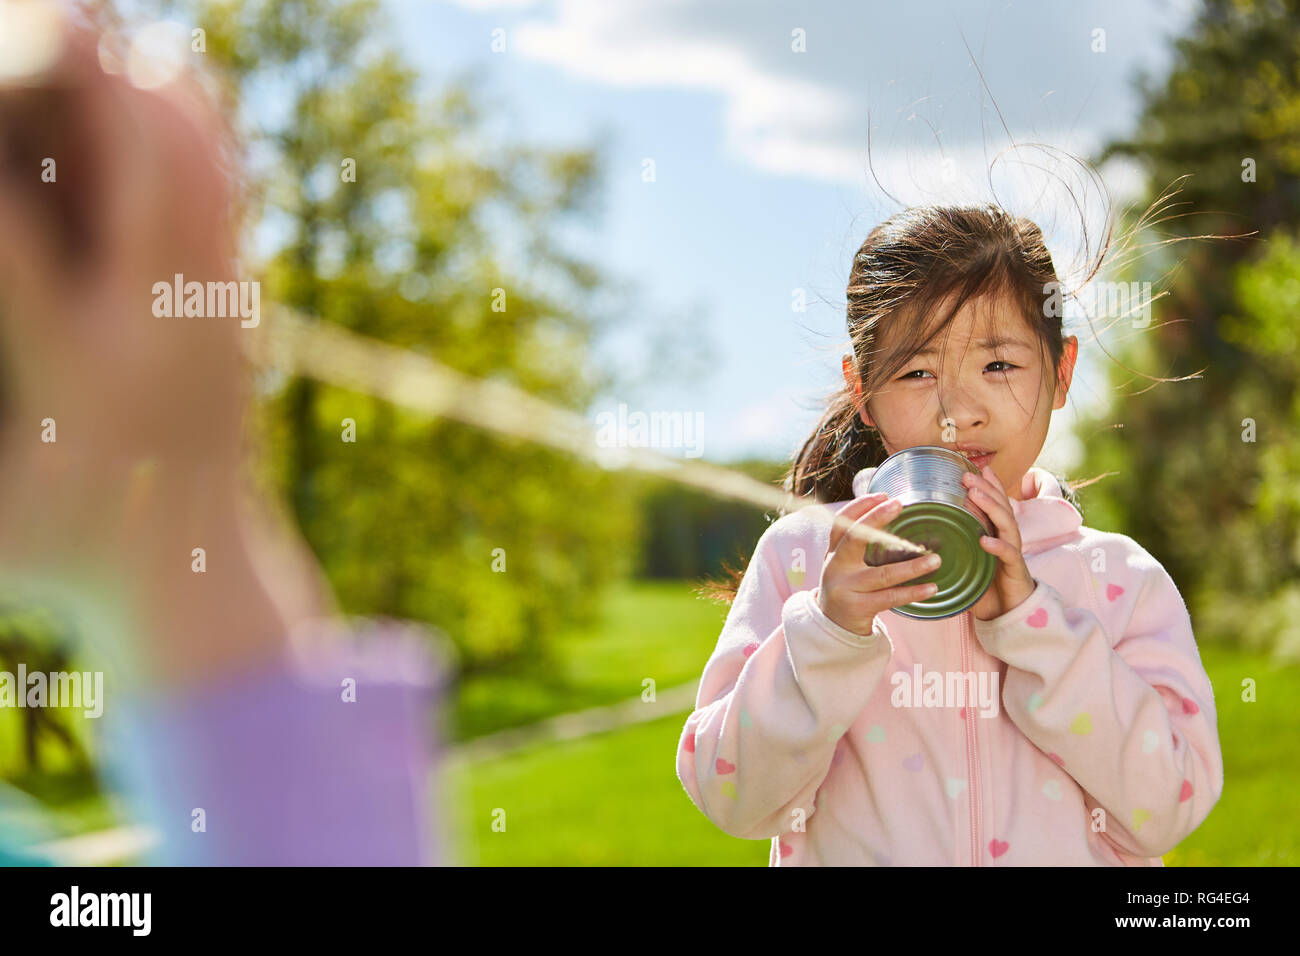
[0,6,245,580]
[0,7,336,691]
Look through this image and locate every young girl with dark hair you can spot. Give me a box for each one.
[677,200,1223,866]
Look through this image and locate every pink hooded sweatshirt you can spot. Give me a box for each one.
[677,465,1224,866]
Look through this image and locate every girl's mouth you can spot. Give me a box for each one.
[959,450,995,469]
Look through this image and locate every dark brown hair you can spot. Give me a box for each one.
[792,202,1077,504]
[695,172,1233,606]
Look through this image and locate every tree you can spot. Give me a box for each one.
[1075,0,1300,651]
[150,0,640,673]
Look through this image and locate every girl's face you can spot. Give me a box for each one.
[843,292,1078,501]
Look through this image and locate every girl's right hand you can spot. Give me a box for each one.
[817,493,942,636]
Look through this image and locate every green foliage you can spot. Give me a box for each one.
[155,0,637,674]
[0,603,95,778]
[1189,232,1300,658]
[1102,0,1300,239]
[628,459,788,580]
[1225,229,1300,360]
[1076,0,1300,655]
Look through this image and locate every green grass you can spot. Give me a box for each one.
[443,588,1300,866]
[5,580,1298,866]
[1160,642,1300,865]
[448,579,726,741]
[438,711,767,866]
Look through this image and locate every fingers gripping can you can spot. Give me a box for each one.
[863,446,997,620]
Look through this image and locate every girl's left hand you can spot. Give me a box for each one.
[962,465,1037,622]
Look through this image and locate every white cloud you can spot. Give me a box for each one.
[491,0,1154,204]
[443,0,539,9]
[509,0,860,184]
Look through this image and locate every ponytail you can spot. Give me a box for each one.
[694,384,889,606]
[786,387,889,503]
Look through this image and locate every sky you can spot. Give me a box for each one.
[384,0,1198,469]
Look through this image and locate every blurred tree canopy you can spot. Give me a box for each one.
[1078,0,1300,656]
[151,0,642,674]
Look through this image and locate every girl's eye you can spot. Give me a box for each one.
[899,361,1017,380]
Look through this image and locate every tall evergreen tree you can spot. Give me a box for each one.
[1078,0,1300,648]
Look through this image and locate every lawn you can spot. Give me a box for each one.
[436,713,768,866]
[3,580,1296,866]
[448,578,729,741]
[441,589,1300,866]
[1159,642,1300,866]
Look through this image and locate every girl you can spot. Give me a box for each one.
[676,203,1224,866]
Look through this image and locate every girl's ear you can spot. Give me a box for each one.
[841,355,856,390]
[1052,336,1079,409]
[842,355,874,428]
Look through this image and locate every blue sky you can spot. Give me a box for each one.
[377,0,1200,469]
[389,1,1198,467]
[96,0,1203,468]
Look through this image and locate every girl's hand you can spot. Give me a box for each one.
[817,493,943,636]
[962,465,1037,621]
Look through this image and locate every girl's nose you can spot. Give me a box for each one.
[937,395,986,432]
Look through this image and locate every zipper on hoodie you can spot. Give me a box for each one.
[960,610,982,866]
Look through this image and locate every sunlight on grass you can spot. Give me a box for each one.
[444,602,1298,866]
[449,580,725,742]
[5,582,1295,866]
[443,711,767,866]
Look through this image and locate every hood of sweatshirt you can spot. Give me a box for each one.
[850,463,1083,557]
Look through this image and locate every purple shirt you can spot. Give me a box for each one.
[96,619,450,866]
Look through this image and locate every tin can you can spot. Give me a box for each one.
[862,445,997,620]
